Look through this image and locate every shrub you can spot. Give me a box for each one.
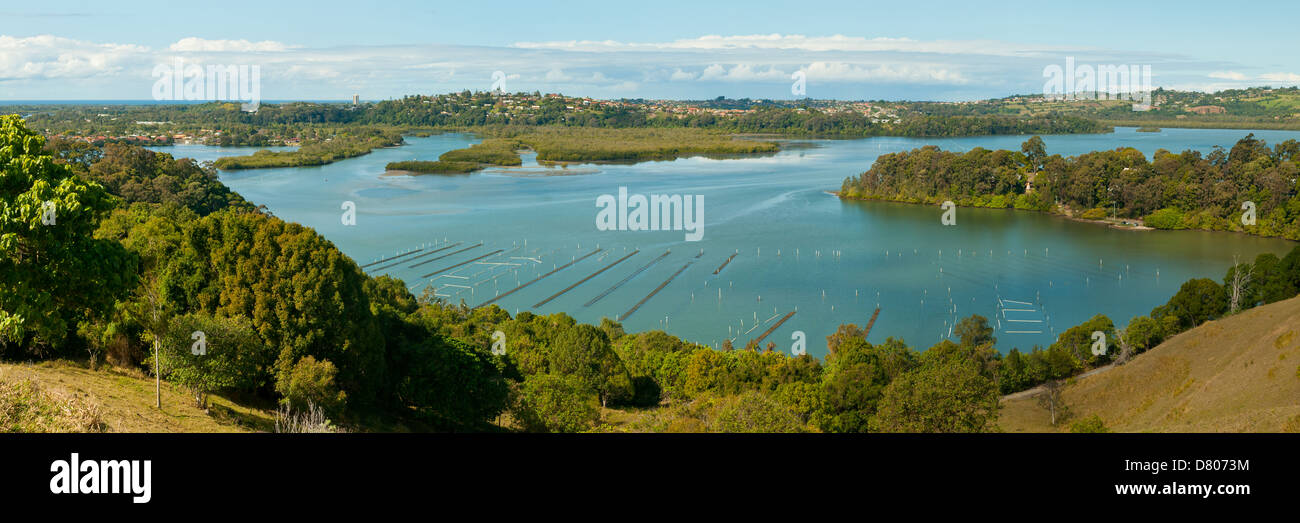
[516,374,600,433]
[275,355,348,416]
[707,390,806,433]
[1069,414,1110,433]
[153,312,265,409]
[1080,207,1108,220]
[1145,208,1185,229]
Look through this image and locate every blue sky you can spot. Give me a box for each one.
[1,0,1298,101]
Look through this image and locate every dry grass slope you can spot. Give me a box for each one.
[1000,295,1300,432]
[0,360,269,433]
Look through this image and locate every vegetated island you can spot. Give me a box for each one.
[214,127,404,169]
[838,134,1300,240]
[1136,126,1161,132]
[384,127,782,175]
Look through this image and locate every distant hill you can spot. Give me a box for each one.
[1000,295,1300,432]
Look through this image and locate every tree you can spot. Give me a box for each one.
[1226,256,1254,314]
[1021,135,1047,171]
[818,336,917,432]
[166,210,387,403]
[998,349,1033,394]
[275,355,348,416]
[1037,379,1068,426]
[871,359,999,433]
[707,390,806,433]
[0,115,137,355]
[86,144,252,215]
[954,314,996,348]
[154,312,263,409]
[550,323,633,407]
[1157,278,1228,331]
[1120,316,1163,355]
[1049,314,1115,367]
[517,373,600,433]
[388,336,510,429]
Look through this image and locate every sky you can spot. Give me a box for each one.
[1,0,1298,101]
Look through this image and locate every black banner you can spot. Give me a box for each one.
[0,433,1292,513]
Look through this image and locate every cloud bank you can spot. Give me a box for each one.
[0,34,1291,101]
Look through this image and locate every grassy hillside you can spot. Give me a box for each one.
[0,360,270,433]
[1000,295,1300,433]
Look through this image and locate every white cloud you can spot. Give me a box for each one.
[168,37,294,52]
[0,35,148,80]
[1208,71,1246,81]
[514,33,1078,57]
[804,61,968,84]
[0,32,1274,101]
[669,68,696,81]
[544,68,571,82]
[1260,72,1300,84]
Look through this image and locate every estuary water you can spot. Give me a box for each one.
[151,127,1299,358]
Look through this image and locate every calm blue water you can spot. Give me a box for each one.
[150,127,1300,358]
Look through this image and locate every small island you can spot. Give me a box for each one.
[385,127,782,175]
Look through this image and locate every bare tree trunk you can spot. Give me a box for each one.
[1114,327,1134,365]
[1228,256,1253,314]
[154,338,161,409]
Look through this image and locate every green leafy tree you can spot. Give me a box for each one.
[954,314,997,348]
[707,390,806,433]
[275,355,348,416]
[1156,278,1228,331]
[388,336,510,429]
[819,336,917,432]
[871,358,1000,433]
[1121,316,1163,355]
[517,373,600,433]
[0,115,137,355]
[550,323,633,407]
[1049,314,1115,367]
[1021,135,1046,171]
[153,312,264,409]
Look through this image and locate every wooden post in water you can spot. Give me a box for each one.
[863,307,882,339]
